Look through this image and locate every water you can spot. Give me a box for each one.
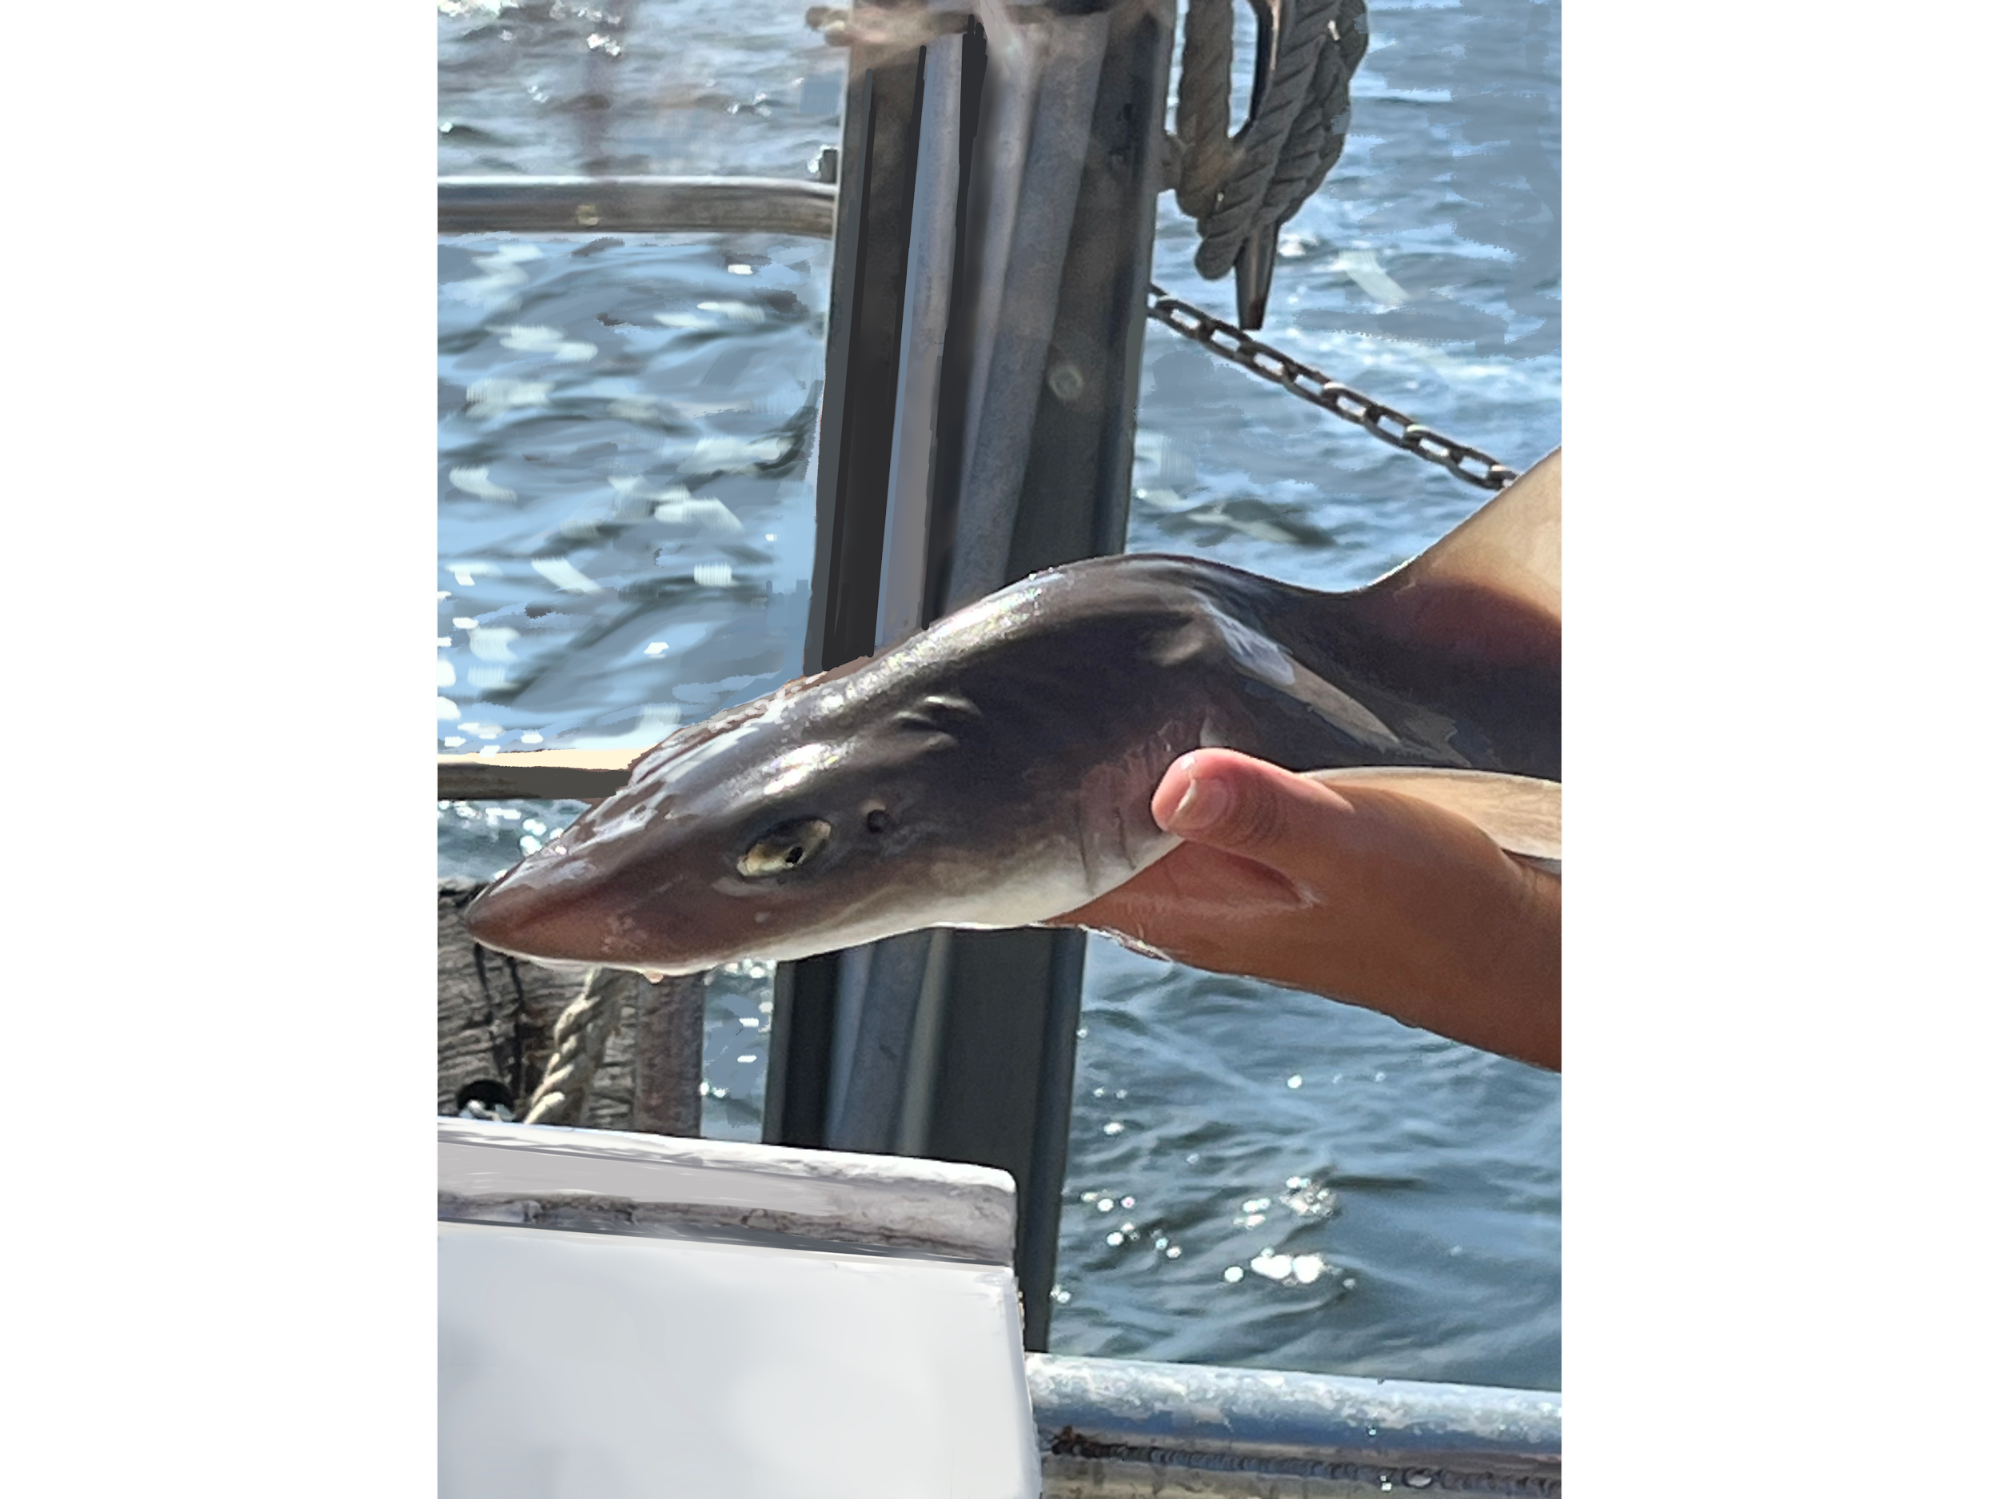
[439,0,1559,1390]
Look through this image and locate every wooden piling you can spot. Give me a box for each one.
[439,878,711,1133]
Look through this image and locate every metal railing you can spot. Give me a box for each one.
[1028,1353,1560,1498]
[439,175,837,237]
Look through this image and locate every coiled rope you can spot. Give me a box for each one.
[1168,0,1370,320]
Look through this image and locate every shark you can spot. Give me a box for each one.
[462,448,1562,977]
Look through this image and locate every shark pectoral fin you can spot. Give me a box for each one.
[1303,767,1561,872]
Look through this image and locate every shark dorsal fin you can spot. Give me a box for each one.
[1351,447,1561,669]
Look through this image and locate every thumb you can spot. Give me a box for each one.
[1152,749,1348,860]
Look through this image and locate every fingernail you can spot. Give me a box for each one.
[1169,772,1232,833]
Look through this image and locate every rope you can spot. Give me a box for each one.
[524,967,623,1126]
[1173,0,1238,225]
[1169,0,1370,287]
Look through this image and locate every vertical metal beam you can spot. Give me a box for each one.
[800,52,926,676]
[768,34,927,1152]
[822,29,976,1161]
[943,10,1111,609]
[925,924,1089,1349]
[931,0,1176,1351]
[768,0,1177,1353]
[877,35,967,651]
[1007,0,1174,577]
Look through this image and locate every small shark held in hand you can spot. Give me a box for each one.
[464,450,1562,976]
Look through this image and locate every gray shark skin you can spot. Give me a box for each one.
[463,451,1562,976]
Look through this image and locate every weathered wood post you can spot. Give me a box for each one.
[632,975,706,1136]
[439,878,705,1136]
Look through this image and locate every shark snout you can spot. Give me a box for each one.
[460,821,762,974]
[462,862,628,966]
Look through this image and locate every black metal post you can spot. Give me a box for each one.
[766,0,1176,1352]
[766,37,927,1151]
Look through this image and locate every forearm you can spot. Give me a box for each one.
[1347,855,1561,1071]
[1055,751,1563,1072]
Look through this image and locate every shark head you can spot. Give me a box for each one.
[460,637,1118,975]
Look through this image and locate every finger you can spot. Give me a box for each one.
[1151,748,1355,861]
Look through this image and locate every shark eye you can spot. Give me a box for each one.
[738,818,833,878]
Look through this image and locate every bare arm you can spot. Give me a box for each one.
[1051,748,1561,1071]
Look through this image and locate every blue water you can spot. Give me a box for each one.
[439,0,1559,1389]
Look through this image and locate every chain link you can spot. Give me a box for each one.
[1144,285,1519,491]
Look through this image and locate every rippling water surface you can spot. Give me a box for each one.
[439,0,1559,1389]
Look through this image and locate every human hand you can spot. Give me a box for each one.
[1050,748,1561,1070]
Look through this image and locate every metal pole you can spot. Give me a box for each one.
[942,11,1110,609]
[765,0,1176,1352]
[764,17,930,1155]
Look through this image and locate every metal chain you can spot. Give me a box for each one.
[1144,284,1519,491]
